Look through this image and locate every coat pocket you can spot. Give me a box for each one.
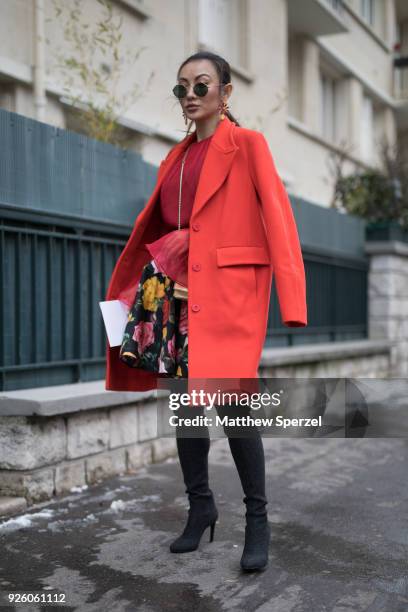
[216,245,270,267]
[216,246,270,301]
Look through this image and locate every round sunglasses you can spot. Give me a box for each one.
[173,82,219,98]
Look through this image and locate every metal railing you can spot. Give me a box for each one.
[0,108,369,390]
[0,206,124,390]
[266,245,368,347]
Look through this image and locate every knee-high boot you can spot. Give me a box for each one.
[169,431,218,553]
[223,410,271,571]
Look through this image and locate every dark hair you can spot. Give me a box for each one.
[176,51,241,135]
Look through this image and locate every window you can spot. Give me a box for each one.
[361,94,374,162]
[320,72,338,142]
[395,20,408,100]
[360,0,374,26]
[326,0,342,11]
[288,34,302,121]
[0,83,15,112]
[198,0,246,68]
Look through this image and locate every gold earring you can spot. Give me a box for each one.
[219,100,229,120]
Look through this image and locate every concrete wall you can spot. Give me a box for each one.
[0,333,396,512]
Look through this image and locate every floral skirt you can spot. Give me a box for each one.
[119,259,188,377]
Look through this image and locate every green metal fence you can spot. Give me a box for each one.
[0,109,368,390]
[266,195,369,347]
[0,207,120,390]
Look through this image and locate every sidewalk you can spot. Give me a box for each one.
[0,435,407,611]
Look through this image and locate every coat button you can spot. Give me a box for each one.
[191,303,201,312]
[192,223,201,231]
[192,263,201,271]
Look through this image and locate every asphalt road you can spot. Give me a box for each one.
[0,436,407,611]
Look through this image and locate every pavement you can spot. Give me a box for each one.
[0,435,407,612]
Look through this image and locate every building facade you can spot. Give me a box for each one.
[0,0,404,205]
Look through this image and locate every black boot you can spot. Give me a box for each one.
[222,407,270,571]
[170,432,218,553]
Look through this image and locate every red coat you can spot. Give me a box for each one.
[104,115,307,392]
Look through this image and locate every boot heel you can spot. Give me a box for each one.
[209,520,216,543]
[169,505,218,553]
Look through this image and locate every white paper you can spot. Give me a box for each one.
[99,300,130,347]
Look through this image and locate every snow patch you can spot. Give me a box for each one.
[69,485,89,493]
[110,500,127,513]
[0,509,55,532]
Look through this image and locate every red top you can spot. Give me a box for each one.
[159,133,213,230]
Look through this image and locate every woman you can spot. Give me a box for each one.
[105,51,308,572]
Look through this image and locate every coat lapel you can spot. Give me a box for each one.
[192,116,239,219]
[149,115,239,224]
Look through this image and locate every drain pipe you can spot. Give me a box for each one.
[33,0,46,121]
